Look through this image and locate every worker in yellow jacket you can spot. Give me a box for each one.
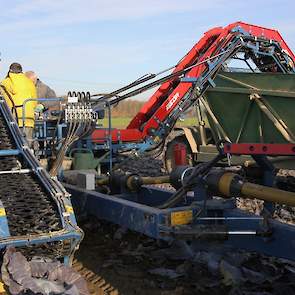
[0,63,37,146]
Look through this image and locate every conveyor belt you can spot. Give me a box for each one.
[0,116,15,150]
[0,173,61,235]
[0,103,71,259]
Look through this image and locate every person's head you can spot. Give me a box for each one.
[25,71,38,84]
[9,62,22,74]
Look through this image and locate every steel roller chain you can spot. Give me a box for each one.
[0,112,70,259]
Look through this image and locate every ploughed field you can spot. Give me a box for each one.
[74,155,295,295]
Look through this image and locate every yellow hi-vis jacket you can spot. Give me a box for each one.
[0,73,37,127]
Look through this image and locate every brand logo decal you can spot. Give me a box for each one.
[166,92,180,111]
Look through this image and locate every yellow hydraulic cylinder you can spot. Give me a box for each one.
[96,177,109,185]
[97,171,295,207]
[241,182,295,207]
[217,172,295,207]
[96,174,170,191]
[139,176,170,185]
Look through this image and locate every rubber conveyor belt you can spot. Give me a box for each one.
[0,100,81,259]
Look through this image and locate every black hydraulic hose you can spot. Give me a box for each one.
[94,35,223,101]
[107,71,182,106]
[92,35,289,109]
[158,153,225,209]
[92,73,156,99]
[92,50,231,111]
[109,36,284,105]
[91,65,177,99]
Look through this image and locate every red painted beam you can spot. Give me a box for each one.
[224,143,295,156]
[91,22,295,145]
[127,27,223,130]
[91,128,143,143]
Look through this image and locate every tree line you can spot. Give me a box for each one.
[110,99,195,118]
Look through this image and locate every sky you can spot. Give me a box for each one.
[0,0,294,98]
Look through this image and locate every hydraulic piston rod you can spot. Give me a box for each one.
[206,172,295,207]
[98,170,295,207]
[96,174,170,191]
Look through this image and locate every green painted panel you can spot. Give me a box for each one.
[204,72,295,143]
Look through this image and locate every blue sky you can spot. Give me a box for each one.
[0,0,294,98]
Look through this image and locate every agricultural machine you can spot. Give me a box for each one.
[1,21,295,292]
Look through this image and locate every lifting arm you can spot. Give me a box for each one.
[91,22,295,152]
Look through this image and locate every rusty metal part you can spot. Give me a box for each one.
[96,177,109,186]
[140,175,170,185]
[72,259,118,295]
[97,174,170,192]
[196,101,207,145]
[241,182,295,207]
[179,127,198,154]
[98,167,295,207]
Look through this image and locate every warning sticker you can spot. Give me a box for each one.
[171,210,193,226]
[65,205,74,214]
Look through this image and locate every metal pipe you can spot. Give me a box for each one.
[198,217,263,220]
[227,231,257,235]
[259,96,295,141]
[96,174,170,189]
[141,175,170,185]
[196,101,207,145]
[0,169,31,175]
[216,172,295,207]
[241,182,295,207]
[97,169,295,207]
[93,50,232,108]
[21,98,65,130]
[0,149,20,156]
[216,74,295,143]
[199,96,231,142]
[252,94,295,143]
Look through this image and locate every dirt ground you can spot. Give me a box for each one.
[74,156,295,295]
[75,218,295,295]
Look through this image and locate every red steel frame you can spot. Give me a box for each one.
[92,22,295,145]
[224,143,295,156]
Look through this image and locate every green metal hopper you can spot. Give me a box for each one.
[204,72,295,144]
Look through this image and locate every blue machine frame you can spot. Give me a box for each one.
[62,143,295,262]
[30,97,295,262]
[66,183,295,261]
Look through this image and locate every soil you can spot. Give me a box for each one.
[74,156,295,295]
[75,218,295,295]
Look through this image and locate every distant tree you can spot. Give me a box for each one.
[112,99,145,117]
[110,99,196,118]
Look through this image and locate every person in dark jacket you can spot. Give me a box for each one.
[25,71,58,109]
